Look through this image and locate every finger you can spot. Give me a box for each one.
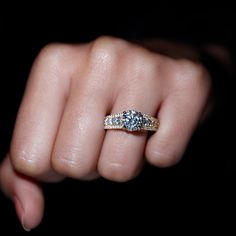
[0,156,44,231]
[51,84,106,179]
[98,69,162,182]
[51,42,117,179]
[10,44,79,181]
[146,71,211,167]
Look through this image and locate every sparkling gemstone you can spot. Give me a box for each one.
[112,117,121,125]
[105,118,109,125]
[122,110,143,131]
[143,116,151,127]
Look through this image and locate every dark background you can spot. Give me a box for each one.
[1,8,235,234]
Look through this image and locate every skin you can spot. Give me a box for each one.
[0,36,211,230]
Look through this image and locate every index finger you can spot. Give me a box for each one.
[10,44,84,181]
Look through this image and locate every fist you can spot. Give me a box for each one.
[10,36,211,182]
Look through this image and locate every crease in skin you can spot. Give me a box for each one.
[107,162,124,169]
[54,151,86,169]
[53,154,98,179]
[16,150,38,163]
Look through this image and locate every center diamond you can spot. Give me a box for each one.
[122,110,143,131]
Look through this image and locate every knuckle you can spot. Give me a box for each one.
[36,43,75,76]
[52,152,95,179]
[89,36,129,68]
[177,59,204,74]
[31,43,76,89]
[173,59,211,90]
[38,43,72,65]
[98,162,135,182]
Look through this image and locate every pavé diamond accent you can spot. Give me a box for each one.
[112,117,121,125]
[143,115,151,127]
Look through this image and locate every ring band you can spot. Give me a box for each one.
[104,110,159,132]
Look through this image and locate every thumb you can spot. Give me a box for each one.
[0,156,44,231]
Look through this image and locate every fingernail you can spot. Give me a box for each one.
[13,196,31,232]
[21,215,31,232]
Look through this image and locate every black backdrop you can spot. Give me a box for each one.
[1,8,235,235]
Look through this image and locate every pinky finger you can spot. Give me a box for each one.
[146,78,211,167]
[0,156,44,231]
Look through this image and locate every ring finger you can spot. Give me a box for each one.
[98,76,162,181]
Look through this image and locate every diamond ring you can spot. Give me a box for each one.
[104,110,159,132]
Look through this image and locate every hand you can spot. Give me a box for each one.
[0,36,211,230]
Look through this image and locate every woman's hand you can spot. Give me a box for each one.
[0,36,211,230]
